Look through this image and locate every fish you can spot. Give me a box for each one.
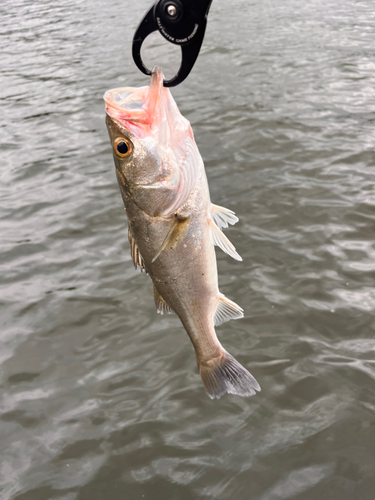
[104,68,260,399]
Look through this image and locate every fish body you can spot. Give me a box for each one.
[104,68,260,399]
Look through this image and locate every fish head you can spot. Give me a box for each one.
[104,68,202,216]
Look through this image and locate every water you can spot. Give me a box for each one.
[1,0,375,498]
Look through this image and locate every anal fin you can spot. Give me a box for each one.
[154,286,173,315]
[128,227,146,272]
[214,293,244,326]
[209,219,242,261]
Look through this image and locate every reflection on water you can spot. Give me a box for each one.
[1,0,375,498]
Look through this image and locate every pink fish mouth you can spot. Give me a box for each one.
[104,85,149,125]
[104,67,194,146]
[103,68,171,137]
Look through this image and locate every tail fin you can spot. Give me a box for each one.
[198,349,260,400]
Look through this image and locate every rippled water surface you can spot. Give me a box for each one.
[2,0,375,498]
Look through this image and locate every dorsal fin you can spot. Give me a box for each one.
[214,294,244,326]
[154,286,173,315]
[209,219,242,261]
[211,204,239,229]
[128,227,146,272]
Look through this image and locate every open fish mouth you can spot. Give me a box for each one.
[104,86,149,126]
[103,68,168,131]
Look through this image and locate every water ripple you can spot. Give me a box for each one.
[2,0,375,498]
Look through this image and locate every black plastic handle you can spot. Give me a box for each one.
[132,0,213,87]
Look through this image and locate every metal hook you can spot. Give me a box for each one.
[132,0,213,87]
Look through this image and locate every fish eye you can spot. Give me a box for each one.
[114,137,133,158]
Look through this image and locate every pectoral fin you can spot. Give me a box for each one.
[151,213,191,264]
[154,286,173,315]
[209,219,242,261]
[128,227,146,272]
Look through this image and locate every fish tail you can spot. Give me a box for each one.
[198,348,261,400]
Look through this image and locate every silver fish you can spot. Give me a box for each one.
[104,68,260,399]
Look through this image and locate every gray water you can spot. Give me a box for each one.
[1,0,375,498]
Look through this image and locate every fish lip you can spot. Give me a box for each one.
[103,87,141,111]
